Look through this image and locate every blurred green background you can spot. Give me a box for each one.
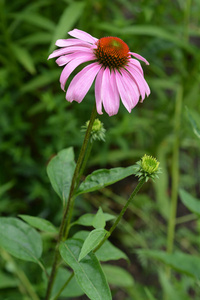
[0,0,200,299]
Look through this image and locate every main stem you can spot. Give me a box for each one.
[45,105,97,300]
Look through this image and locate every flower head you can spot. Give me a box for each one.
[135,154,161,182]
[48,29,150,116]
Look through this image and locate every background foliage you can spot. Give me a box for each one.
[0,0,200,299]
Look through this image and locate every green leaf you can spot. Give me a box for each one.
[72,213,115,227]
[76,166,136,196]
[102,265,134,288]
[186,107,200,139]
[59,239,112,300]
[0,217,42,263]
[73,231,128,262]
[78,228,107,261]
[47,148,76,204]
[49,2,85,52]
[138,250,200,279]
[11,12,55,32]
[179,189,200,217]
[19,215,57,233]
[19,32,52,46]
[12,44,36,74]
[93,207,106,229]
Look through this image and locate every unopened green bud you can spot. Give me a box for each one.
[81,119,106,142]
[135,154,160,182]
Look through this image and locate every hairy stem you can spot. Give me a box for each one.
[94,177,146,252]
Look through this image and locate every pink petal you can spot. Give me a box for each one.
[60,53,96,91]
[55,54,74,66]
[120,69,140,107]
[55,39,93,47]
[66,62,101,103]
[126,65,150,99]
[115,71,135,113]
[101,68,120,116]
[48,46,92,59]
[129,58,144,75]
[95,68,104,115]
[130,52,149,65]
[68,28,98,44]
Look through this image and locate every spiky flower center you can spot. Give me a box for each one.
[94,37,130,69]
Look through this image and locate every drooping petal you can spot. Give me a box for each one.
[68,28,98,44]
[101,68,120,116]
[55,53,75,66]
[130,52,149,65]
[48,46,93,60]
[60,53,96,91]
[55,39,92,47]
[115,71,136,113]
[95,67,104,115]
[129,58,144,75]
[126,65,150,100]
[120,69,140,107]
[66,62,101,103]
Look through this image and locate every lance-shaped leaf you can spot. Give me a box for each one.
[0,217,42,263]
[102,265,134,288]
[59,239,112,300]
[186,107,200,139]
[73,231,128,262]
[93,207,106,229]
[47,148,76,204]
[72,213,115,227]
[78,228,107,261]
[19,215,57,233]
[179,189,200,217]
[76,166,136,196]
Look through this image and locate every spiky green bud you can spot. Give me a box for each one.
[135,154,161,182]
[81,119,106,142]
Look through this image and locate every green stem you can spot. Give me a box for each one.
[64,141,94,240]
[45,105,97,300]
[50,273,74,300]
[94,177,146,252]
[1,249,40,300]
[77,141,93,185]
[166,86,183,274]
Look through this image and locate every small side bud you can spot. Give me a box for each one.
[81,119,106,142]
[135,154,161,182]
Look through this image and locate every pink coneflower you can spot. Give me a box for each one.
[48,29,150,116]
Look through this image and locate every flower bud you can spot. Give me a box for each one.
[135,154,160,182]
[81,119,106,142]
